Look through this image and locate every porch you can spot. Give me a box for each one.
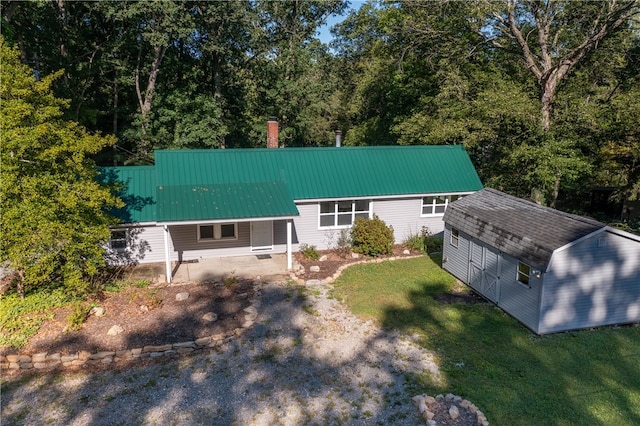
[130,253,290,284]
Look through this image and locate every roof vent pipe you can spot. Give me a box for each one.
[335,130,342,147]
[267,117,279,148]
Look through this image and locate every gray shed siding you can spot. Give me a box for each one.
[442,225,471,282]
[538,230,640,334]
[443,225,542,332]
[496,252,541,331]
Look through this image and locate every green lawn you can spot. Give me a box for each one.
[332,255,640,425]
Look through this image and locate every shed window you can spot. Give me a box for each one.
[198,223,237,241]
[109,229,128,252]
[517,262,531,286]
[421,194,462,216]
[450,228,459,247]
[319,200,370,228]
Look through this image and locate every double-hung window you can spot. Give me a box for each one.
[421,194,462,216]
[198,223,237,241]
[109,229,128,252]
[450,228,459,247]
[319,200,370,228]
[517,261,531,286]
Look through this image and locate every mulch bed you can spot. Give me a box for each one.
[1,281,255,357]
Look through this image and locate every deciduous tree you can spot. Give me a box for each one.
[0,39,122,297]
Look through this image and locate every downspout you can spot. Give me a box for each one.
[163,225,172,283]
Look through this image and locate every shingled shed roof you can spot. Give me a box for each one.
[443,188,605,270]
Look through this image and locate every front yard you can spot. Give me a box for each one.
[332,255,640,425]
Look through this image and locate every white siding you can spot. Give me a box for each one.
[106,225,170,265]
[539,231,640,334]
[293,197,447,250]
[373,197,446,240]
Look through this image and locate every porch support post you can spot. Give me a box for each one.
[163,224,172,283]
[286,220,293,270]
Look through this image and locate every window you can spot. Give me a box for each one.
[319,200,370,228]
[198,223,237,241]
[450,228,459,247]
[422,194,462,216]
[517,261,531,286]
[109,229,128,252]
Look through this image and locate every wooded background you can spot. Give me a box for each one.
[3,0,639,211]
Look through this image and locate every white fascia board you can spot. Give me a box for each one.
[295,191,476,204]
[603,226,640,242]
[158,215,299,226]
[110,221,157,228]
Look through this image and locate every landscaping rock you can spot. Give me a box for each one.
[319,255,328,261]
[403,249,411,255]
[90,306,106,317]
[175,292,189,301]
[351,252,360,259]
[107,325,124,336]
[310,265,320,272]
[202,312,218,322]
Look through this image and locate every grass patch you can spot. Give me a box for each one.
[333,255,640,425]
[0,286,76,349]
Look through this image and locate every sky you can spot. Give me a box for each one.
[316,1,366,45]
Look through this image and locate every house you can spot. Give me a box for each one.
[442,188,640,334]
[101,140,482,283]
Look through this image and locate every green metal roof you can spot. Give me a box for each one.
[157,181,299,222]
[98,166,157,223]
[102,146,482,224]
[154,145,482,199]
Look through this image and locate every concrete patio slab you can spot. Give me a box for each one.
[130,254,290,284]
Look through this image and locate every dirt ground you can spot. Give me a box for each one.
[1,246,481,359]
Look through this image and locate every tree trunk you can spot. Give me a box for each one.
[550,174,561,208]
[135,44,166,155]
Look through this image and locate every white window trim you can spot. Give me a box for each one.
[197,223,238,242]
[421,193,466,217]
[109,229,129,253]
[450,228,459,248]
[318,200,372,230]
[517,261,531,287]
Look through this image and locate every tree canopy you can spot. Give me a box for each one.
[0,38,121,296]
[2,0,639,210]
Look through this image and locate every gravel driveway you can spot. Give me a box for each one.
[2,279,441,425]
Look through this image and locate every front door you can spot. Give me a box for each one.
[251,221,273,251]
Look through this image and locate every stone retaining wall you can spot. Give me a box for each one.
[1,292,261,373]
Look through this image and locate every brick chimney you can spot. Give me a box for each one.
[267,117,279,148]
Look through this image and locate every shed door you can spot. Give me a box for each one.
[482,247,500,302]
[469,241,484,292]
[468,241,500,303]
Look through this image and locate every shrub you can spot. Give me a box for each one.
[351,215,394,257]
[335,228,352,258]
[425,235,443,254]
[403,228,427,253]
[66,301,90,332]
[300,243,320,260]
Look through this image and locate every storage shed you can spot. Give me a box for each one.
[442,188,640,334]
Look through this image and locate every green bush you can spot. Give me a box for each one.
[425,235,443,254]
[403,233,425,253]
[300,243,320,260]
[66,301,90,331]
[351,215,394,257]
[0,286,75,348]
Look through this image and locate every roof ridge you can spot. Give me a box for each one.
[482,188,604,227]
